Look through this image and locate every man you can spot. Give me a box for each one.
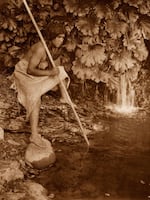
[13,21,119,147]
[13,22,70,146]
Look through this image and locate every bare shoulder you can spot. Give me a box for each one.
[31,42,45,55]
[24,42,46,62]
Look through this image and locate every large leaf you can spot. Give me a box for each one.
[75,16,99,36]
[72,59,102,82]
[106,18,128,39]
[76,45,107,67]
[110,49,137,72]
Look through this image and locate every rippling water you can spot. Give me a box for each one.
[35,110,150,200]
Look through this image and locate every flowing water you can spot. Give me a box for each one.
[35,110,150,200]
[115,73,136,113]
[35,76,150,200]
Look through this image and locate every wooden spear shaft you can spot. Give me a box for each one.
[22,0,90,146]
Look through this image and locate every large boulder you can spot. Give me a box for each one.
[25,138,56,169]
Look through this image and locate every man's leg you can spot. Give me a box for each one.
[59,80,69,104]
[59,80,77,108]
[29,98,44,146]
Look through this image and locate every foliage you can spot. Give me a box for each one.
[105,18,128,39]
[0,0,150,91]
[75,44,107,67]
[140,17,150,40]
[75,15,99,36]
[110,49,137,73]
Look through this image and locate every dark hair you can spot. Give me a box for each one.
[42,22,66,40]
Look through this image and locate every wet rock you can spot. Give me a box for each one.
[25,138,56,169]
[23,181,48,200]
[0,160,24,185]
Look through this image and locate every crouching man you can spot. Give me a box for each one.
[13,22,70,146]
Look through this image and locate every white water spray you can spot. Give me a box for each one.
[114,73,138,114]
[106,72,138,114]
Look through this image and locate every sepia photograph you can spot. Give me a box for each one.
[0,0,150,200]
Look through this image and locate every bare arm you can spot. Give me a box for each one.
[27,44,59,76]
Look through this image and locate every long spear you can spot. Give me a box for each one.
[22,0,90,147]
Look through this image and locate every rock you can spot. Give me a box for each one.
[23,181,48,200]
[25,138,56,169]
[1,181,49,200]
[0,160,24,185]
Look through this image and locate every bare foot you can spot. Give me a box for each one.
[29,134,46,148]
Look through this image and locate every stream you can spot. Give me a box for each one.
[34,110,150,200]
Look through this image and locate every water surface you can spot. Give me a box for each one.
[35,111,150,200]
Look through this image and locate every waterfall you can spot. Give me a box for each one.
[105,72,139,114]
[115,73,137,113]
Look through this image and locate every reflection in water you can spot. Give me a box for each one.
[35,112,150,200]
